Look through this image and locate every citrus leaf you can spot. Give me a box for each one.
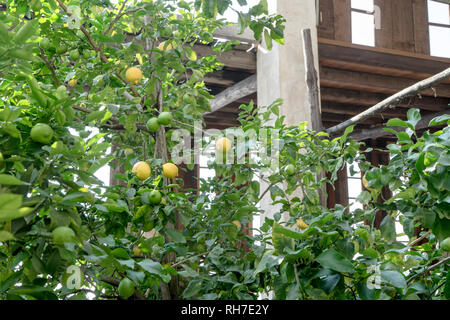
[184,47,197,61]
[0,230,15,241]
[0,174,25,186]
[165,228,186,243]
[0,193,22,210]
[315,249,355,273]
[0,207,34,223]
[381,270,406,289]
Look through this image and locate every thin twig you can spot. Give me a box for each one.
[171,251,211,269]
[39,46,60,86]
[104,0,129,35]
[407,230,432,248]
[407,256,450,286]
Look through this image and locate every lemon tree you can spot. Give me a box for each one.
[0,0,449,302]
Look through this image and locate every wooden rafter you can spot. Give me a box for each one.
[204,74,257,115]
[326,67,450,136]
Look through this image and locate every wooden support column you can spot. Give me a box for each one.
[333,0,351,42]
[391,0,415,52]
[318,0,335,39]
[412,0,431,55]
[326,166,349,209]
[375,0,393,49]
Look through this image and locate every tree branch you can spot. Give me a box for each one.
[72,105,151,134]
[39,46,60,86]
[55,0,139,97]
[407,256,450,286]
[326,67,450,136]
[104,0,129,35]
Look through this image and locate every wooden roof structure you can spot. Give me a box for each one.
[203,0,450,141]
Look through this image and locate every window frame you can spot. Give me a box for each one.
[350,0,376,47]
[427,0,450,58]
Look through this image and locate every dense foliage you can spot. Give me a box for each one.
[0,0,449,300]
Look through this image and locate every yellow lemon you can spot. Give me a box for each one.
[362,175,374,191]
[296,217,309,230]
[68,79,77,87]
[132,161,151,181]
[162,163,179,179]
[232,220,242,229]
[126,67,143,84]
[158,41,175,51]
[133,246,142,256]
[124,148,134,156]
[216,137,232,153]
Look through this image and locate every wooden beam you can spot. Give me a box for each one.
[320,67,450,97]
[320,58,450,84]
[213,25,256,43]
[321,102,407,118]
[205,74,257,115]
[350,108,450,141]
[195,44,256,71]
[302,29,323,131]
[326,67,450,135]
[318,38,450,75]
[320,87,450,111]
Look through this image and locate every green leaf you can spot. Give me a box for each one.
[0,230,15,241]
[432,216,450,241]
[0,207,34,223]
[444,271,450,299]
[429,114,450,126]
[315,249,355,273]
[0,193,22,210]
[264,29,273,51]
[183,279,203,299]
[184,47,197,61]
[386,118,412,129]
[165,228,186,244]
[254,252,280,276]
[406,108,421,127]
[272,222,304,240]
[138,259,171,282]
[381,270,406,289]
[380,215,396,243]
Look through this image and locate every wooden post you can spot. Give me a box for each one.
[302,28,323,132]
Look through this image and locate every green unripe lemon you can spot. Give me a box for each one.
[118,277,135,299]
[40,38,51,50]
[285,164,295,176]
[157,112,173,126]
[30,0,42,11]
[56,44,68,54]
[441,237,450,251]
[30,123,54,144]
[148,190,162,205]
[69,50,80,61]
[55,85,69,100]
[52,226,76,245]
[146,117,160,132]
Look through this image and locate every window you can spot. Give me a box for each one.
[428,0,450,58]
[351,0,375,46]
